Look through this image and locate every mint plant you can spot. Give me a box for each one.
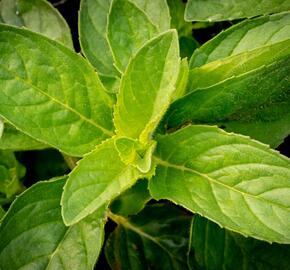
[0,0,290,269]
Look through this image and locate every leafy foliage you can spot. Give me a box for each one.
[0,0,289,269]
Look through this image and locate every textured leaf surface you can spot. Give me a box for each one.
[190,12,290,68]
[0,25,114,156]
[108,0,159,72]
[110,179,151,216]
[189,216,290,270]
[150,125,290,243]
[165,40,290,147]
[114,30,180,144]
[0,122,46,151]
[0,150,25,204]
[79,0,118,78]
[61,138,140,226]
[185,0,290,21]
[0,177,106,270]
[106,203,191,269]
[0,0,73,48]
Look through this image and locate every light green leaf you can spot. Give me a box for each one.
[0,150,25,204]
[61,138,140,226]
[79,0,119,79]
[172,58,189,101]
[189,216,290,270]
[106,203,192,269]
[185,0,290,22]
[114,30,180,144]
[0,122,47,151]
[0,177,106,270]
[110,179,151,216]
[133,0,170,32]
[0,0,73,48]
[190,12,290,68]
[150,125,290,243]
[108,0,159,72]
[165,40,290,147]
[0,118,3,138]
[0,24,114,157]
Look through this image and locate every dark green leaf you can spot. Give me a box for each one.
[150,125,290,243]
[106,203,192,269]
[0,177,106,269]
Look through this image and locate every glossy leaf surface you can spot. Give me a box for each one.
[189,216,290,270]
[190,12,290,68]
[165,40,290,147]
[0,0,73,48]
[114,30,180,144]
[150,125,290,243]
[185,0,290,21]
[0,25,114,156]
[106,203,192,269]
[0,177,106,269]
[62,138,140,226]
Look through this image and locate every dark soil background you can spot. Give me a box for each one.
[14,0,290,268]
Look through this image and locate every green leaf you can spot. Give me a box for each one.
[179,36,199,59]
[189,216,290,270]
[108,0,163,72]
[0,177,106,269]
[172,58,189,102]
[0,118,3,138]
[0,206,5,220]
[61,138,140,226]
[185,0,290,22]
[150,125,290,243]
[110,179,151,216]
[0,24,114,157]
[165,40,290,147]
[190,12,290,68]
[79,0,119,79]
[0,0,73,48]
[106,203,192,269]
[0,150,25,204]
[0,122,47,151]
[114,30,180,144]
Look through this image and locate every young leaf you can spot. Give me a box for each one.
[0,122,47,151]
[0,177,106,269]
[79,0,119,78]
[150,125,290,243]
[114,30,180,144]
[61,138,140,226]
[0,24,114,157]
[165,40,290,147]
[189,216,290,270]
[190,12,290,68]
[106,203,192,269]
[185,0,290,22]
[0,0,73,48]
[110,179,151,216]
[0,150,25,204]
[108,0,160,72]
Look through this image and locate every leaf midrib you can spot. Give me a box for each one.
[154,156,290,211]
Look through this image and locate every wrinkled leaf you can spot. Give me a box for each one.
[165,40,290,147]
[0,177,106,269]
[189,216,290,270]
[114,30,180,144]
[0,0,73,48]
[150,125,290,243]
[0,122,47,151]
[0,150,25,204]
[108,0,161,72]
[185,0,290,21]
[0,24,114,157]
[61,138,140,226]
[79,0,119,79]
[190,12,290,68]
[110,179,151,216]
[106,203,191,269]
